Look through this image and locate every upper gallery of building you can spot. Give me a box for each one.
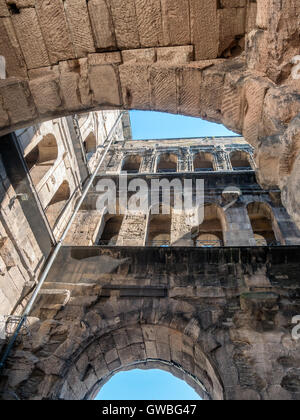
[63,131,300,250]
[99,136,255,174]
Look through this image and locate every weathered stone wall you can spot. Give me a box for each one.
[0,110,127,318]
[2,246,300,400]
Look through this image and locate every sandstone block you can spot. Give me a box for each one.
[59,58,92,111]
[119,63,151,110]
[160,0,190,46]
[87,0,116,50]
[190,0,218,60]
[64,0,95,57]
[177,65,202,116]
[150,64,177,114]
[12,8,50,70]
[243,77,270,147]
[134,0,163,47]
[0,0,9,17]
[121,48,156,64]
[110,0,140,49]
[156,46,194,65]
[35,0,74,64]
[88,53,122,107]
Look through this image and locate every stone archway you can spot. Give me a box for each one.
[57,325,224,401]
[0,1,299,226]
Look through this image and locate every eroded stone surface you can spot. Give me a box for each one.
[1,246,300,400]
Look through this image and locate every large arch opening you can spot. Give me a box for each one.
[24,134,58,186]
[192,204,226,247]
[247,202,279,246]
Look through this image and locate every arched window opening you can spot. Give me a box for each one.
[25,134,58,185]
[193,152,215,172]
[193,204,225,247]
[230,151,252,171]
[45,180,70,229]
[147,214,171,246]
[83,132,97,161]
[98,215,124,246]
[122,155,142,173]
[247,202,278,246]
[157,153,178,173]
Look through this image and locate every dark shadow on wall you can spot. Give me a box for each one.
[0,133,53,259]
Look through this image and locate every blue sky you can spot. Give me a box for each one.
[96,111,234,401]
[129,110,238,140]
[96,369,201,400]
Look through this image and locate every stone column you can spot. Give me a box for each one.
[224,205,255,246]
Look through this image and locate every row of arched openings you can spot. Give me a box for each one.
[24,134,71,229]
[122,151,253,173]
[98,202,279,247]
